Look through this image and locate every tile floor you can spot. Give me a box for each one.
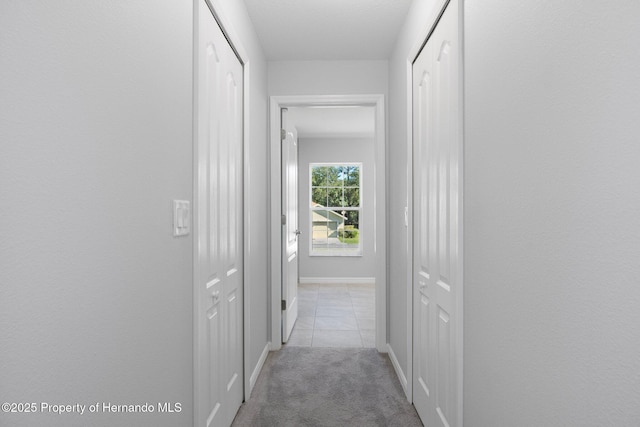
[285,282,376,348]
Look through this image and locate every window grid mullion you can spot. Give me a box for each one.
[310,163,362,256]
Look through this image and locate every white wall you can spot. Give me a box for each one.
[387,0,445,397]
[0,2,194,426]
[0,0,269,425]
[298,137,376,281]
[268,60,388,96]
[464,1,640,425]
[213,0,270,394]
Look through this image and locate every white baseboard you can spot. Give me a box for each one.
[248,342,270,397]
[387,343,410,400]
[299,277,375,285]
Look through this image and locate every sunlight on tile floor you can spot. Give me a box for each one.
[285,283,375,348]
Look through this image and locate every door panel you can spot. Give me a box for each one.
[437,308,451,425]
[412,1,460,427]
[417,292,431,399]
[222,63,243,427]
[196,0,243,425]
[206,281,222,424]
[281,109,299,342]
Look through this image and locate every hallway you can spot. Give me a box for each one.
[2,1,640,427]
[231,347,422,427]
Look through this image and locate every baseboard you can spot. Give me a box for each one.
[248,342,270,396]
[299,277,375,285]
[387,343,410,400]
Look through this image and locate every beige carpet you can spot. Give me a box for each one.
[232,347,423,427]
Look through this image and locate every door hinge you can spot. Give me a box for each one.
[281,214,286,225]
[281,300,286,310]
[281,129,286,140]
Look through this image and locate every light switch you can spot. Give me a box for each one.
[173,200,190,237]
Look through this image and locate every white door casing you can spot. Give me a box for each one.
[412,1,462,426]
[195,0,244,425]
[281,109,299,343]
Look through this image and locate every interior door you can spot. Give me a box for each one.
[195,0,244,425]
[412,1,461,426]
[281,108,299,343]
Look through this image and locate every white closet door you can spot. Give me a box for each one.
[195,0,244,425]
[412,1,461,426]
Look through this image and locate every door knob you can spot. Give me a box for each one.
[295,230,301,236]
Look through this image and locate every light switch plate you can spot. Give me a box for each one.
[173,200,190,237]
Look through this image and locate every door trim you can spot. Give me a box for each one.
[193,1,254,424]
[269,94,387,352]
[405,0,463,423]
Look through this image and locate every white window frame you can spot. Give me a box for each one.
[309,162,363,257]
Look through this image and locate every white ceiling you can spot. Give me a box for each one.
[242,0,414,60]
[288,106,375,138]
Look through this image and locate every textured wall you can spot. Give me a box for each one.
[0,1,194,425]
[268,60,388,96]
[464,1,640,425]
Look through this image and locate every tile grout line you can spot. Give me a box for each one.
[293,283,375,348]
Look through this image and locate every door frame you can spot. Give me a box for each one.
[192,0,254,422]
[405,0,464,423]
[269,94,387,352]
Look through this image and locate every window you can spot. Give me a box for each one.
[310,163,362,256]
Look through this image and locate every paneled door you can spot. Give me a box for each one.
[412,1,461,426]
[281,108,299,342]
[195,0,244,425]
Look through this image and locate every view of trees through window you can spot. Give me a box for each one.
[310,163,362,255]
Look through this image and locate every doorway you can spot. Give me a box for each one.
[285,106,375,347]
[269,95,387,352]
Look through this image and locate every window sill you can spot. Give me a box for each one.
[310,251,363,257]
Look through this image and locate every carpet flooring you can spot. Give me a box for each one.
[232,347,423,427]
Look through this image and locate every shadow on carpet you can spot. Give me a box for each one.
[232,347,423,427]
